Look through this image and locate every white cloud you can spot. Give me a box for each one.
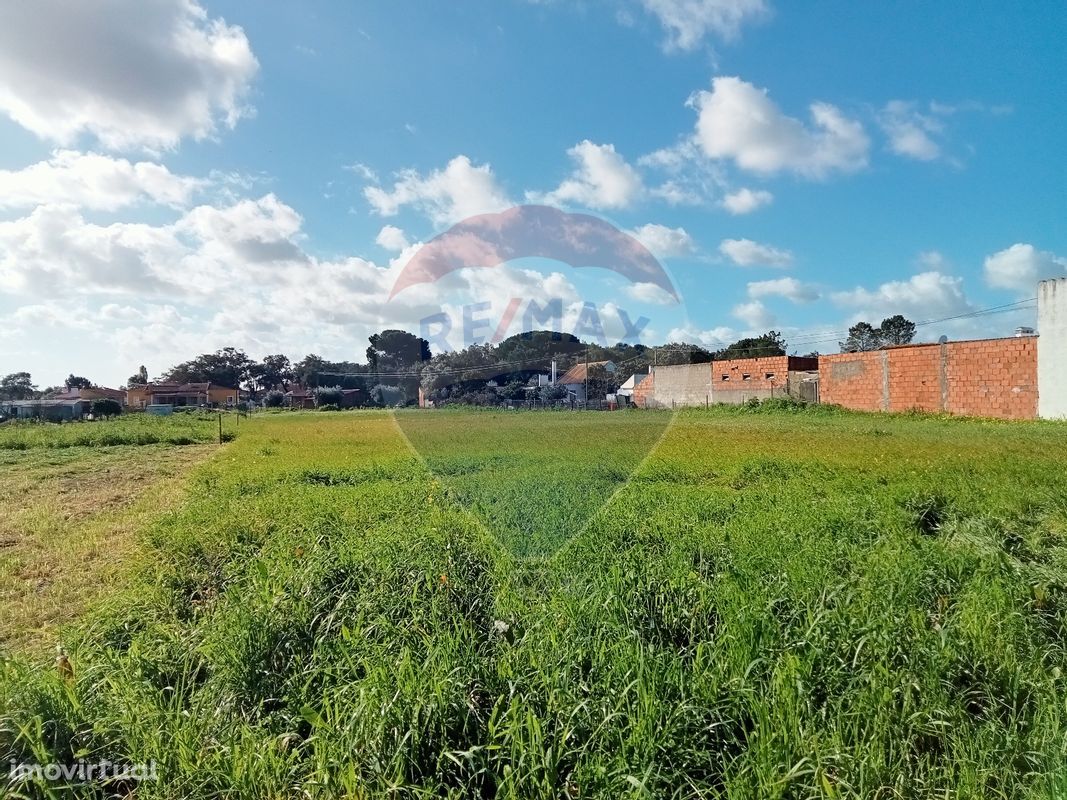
[984,243,1067,293]
[628,223,696,258]
[0,150,206,211]
[531,141,643,210]
[747,277,818,303]
[639,139,725,207]
[721,187,773,214]
[364,155,512,227]
[625,281,678,305]
[831,271,972,322]
[878,100,944,161]
[345,162,379,183]
[650,180,704,205]
[719,237,793,267]
[375,225,411,253]
[639,0,768,51]
[917,250,949,269]
[0,188,599,384]
[691,77,869,178]
[665,324,736,348]
[0,0,258,151]
[176,194,309,268]
[732,299,774,328]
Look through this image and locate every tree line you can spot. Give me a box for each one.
[0,317,916,407]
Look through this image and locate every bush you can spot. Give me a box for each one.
[264,390,285,408]
[314,386,343,407]
[90,398,122,418]
[371,384,404,407]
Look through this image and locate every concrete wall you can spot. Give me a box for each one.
[641,363,712,408]
[820,337,1038,419]
[1038,277,1067,419]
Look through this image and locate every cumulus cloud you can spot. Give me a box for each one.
[639,0,768,51]
[0,0,258,151]
[984,243,1067,293]
[831,271,972,322]
[732,299,774,328]
[531,141,643,210]
[0,189,596,382]
[878,100,944,161]
[625,281,678,305]
[0,150,206,211]
[720,187,773,214]
[665,324,736,348]
[747,277,818,303]
[691,77,869,178]
[719,237,793,267]
[628,223,696,258]
[375,225,411,253]
[364,155,512,227]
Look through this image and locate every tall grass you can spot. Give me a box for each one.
[1,408,1065,798]
[0,413,232,450]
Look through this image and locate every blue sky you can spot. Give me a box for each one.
[0,0,1065,388]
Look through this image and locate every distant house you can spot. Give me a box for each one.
[284,385,364,409]
[558,360,617,402]
[284,385,315,409]
[126,382,240,409]
[0,398,92,421]
[617,371,650,404]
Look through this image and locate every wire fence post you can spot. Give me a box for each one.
[218,411,223,444]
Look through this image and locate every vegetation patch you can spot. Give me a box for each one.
[1,408,1066,798]
[0,414,234,450]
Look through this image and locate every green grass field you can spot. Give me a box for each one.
[2,407,1066,798]
[0,412,233,450]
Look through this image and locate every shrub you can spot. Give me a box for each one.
[90,398,122,418]
[314,386,344,407]
[264,390,285,408]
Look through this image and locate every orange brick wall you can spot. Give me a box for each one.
[944,338,1037,419]
[632,372,654,408]
[887,346,942,413]
[819,351,885,411]
[819,337,1037,419]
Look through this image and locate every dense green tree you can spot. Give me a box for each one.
[65,374,93,390]
[0,372,36,400]
[878,315,917,346]
[584,363,620,402]
[712,332,787,361]
[840,316,916,352]
[126,365,149,388]
[366,330,431,372]
[258,354,293,391]
[367,330,430,402]
[162,348,253,389]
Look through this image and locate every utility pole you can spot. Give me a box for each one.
[584,346,589,410]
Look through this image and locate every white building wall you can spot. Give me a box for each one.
[1038,277,1067,419]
